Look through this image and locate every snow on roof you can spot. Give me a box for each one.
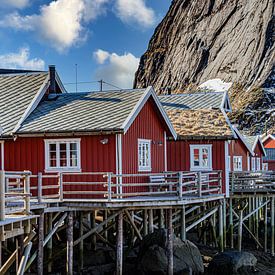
[199,79,232,92]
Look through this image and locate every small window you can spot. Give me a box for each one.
[256,158,261,171]
[251,157,256,171]
[233,156,242,171]
[262,163,268,171]
[45,139,81,171]
[138,139,151,171]
[190,145,212,171]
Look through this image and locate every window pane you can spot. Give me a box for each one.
[201,148,209,167]
[193,149,200,166]
[60,143,67,167]
[49,144,57,167]
[70,150,78,167]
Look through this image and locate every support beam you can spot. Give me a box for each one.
[91,211,96,251]
[167,208,173,275]
[180,206,186,241]
[37,212,44,275]
[272,197,274,256]
[125,210,142,241]
[238,209,243,252]
[229,198,234,249]
[17,242,32,275]
[46,213,53,273]
[143,209,148,236]
[66,212,73,275]
[79,212,84,272]
[264,198,268,253]
[148,209,154,234]
[219,201,224,252]
[159,209,165,229]
[116,212,123,275]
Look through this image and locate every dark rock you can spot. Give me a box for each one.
[136,229,204,274]
[207,251,257,275]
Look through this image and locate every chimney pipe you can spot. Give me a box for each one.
[49,65,56,94]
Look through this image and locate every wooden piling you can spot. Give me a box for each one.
[167,208,173,275]
[116,212,123,275]
[143,209,148,236]
[79,212,84,271]
[37,212,44,275]
[223,199,226,248]
[229,197,234,248]
[149,209,154,234]
[180,205,186,241]
[271,197,274,256]
[219,201,224,252]
[66,212,73,275]
[238,209,243,252]
[91,211,96,251]
[159,209,165,229]
[264,197,268,253]
[46,213,53,273]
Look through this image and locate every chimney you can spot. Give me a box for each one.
[49,65,56,94]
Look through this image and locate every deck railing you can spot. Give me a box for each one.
[230,171,275,194]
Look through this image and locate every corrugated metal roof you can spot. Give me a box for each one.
[18,89,147,133]
[0,73,48,136]
[159,92,224,111]
[244,135,258,152]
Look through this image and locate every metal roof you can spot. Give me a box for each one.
[0,73,48,136]
[18,89,148,134]
[159,92,225,111]
[244,135,258,152]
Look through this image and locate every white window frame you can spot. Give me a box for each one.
[233,156,243,171]
[138,139,151,172]
[190,145,212,171]
[45,139,81,172]
[262,163,268,171]
[256,157,261,171]
[251,157,256,171]
[228,156,231,172]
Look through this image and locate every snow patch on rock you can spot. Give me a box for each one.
[199,79,232,92]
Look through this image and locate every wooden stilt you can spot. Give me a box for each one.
[125,210,142,241]
[271,197,274,256]
[47,213,53,273]
[167,208,173,275]
[17,242,32,275]
[238,209,243,252]
[37,212,44,275]
[264,197,268,253]
[91,211,96,251]
[66,212,73,275]
[219,201,224,252]
[229,197,234,248]
[255,198,259,248]
[180,205,186,241]
[143,209,148,236]
[104,210,108,244]
[159,209,165,229]
[0,241,2,268]
[79,212,84,271]
[149,209,154,234]
[223,199,226,248]
[248,197,252,232]
[116,212,123,275]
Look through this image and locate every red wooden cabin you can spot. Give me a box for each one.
[159,92,235,197]
[262,134,275,171]
[0,67,176,199]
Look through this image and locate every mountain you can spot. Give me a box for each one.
[134,0,275,133]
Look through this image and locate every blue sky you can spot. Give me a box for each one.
[0,0,171,92]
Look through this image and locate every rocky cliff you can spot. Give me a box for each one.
[134,0,274,133]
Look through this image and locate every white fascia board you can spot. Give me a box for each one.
[254,135,267,157]
[232,125,254,156]
[220,91,232,112]
[122,86,177,140]
[55,71,67,93]
[262,134,275,143]
[12,75,50,134]
[221,109,237,139]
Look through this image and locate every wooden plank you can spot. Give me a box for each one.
[66,212,73,275]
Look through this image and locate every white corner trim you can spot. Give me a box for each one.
[220,91,232,112]
[164,131,167,172]
[115,134,123,194]
[0,141,4,170]
[12,75,50,134]
[225,141,229,197]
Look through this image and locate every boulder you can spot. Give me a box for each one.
[207,251,257,275]
[137,229,204,274]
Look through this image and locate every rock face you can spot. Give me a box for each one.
[134,0,275,93]
[137,229,204,274]
[207,251,257,275]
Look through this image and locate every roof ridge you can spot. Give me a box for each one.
[159,91,225,97]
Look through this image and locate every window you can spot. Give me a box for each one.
[190,145,212,171]
[45,139,81,171]
[233,156,242,171]
[138,139,151,171]
[251,157,256,171]
[256,158,261,171]
[262,163,268,171]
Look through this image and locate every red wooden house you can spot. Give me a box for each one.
[159,92,235,197]
[262,134,275,171]
[0,67,176,199]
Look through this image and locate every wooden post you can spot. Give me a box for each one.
[223,199,226,248]
[116,212,123,275]
[67,212,73,275]
[148,209,154,234]
[143,209,148,236]
[23,172,30,215]
[159,209,165,229]
[178,172,183,200]
[238,209,243,252]
[264,197,268,253]
[271,197,274,256]
[0,170,5,221]
[79,212,84,271]
[107,173,112,201]
[37,212,44,275]
[59,172,63,201]
[197,172,202,197]
[47,213,53,273]
[91,211,96,251]
[180,205,186,241]
[0,241,1,268]
[255,198,259,248]
[37,172,43,203]
[248,197,252,232]
[219,201,224,252]
[104,210,108,243]
[229,197,234,248]
[167,208,173,275]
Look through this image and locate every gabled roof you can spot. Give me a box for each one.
[262,134,275,144]
[0,72,49,137]
[232,126,254,155]
[159,91,231,112]
[17,87,177,139]
[244,135,267,156]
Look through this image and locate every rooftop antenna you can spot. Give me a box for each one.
[75,64,78,93]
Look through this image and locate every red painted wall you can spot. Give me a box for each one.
[122,97,166,194]
[229,139,249,171]
[167,139,226,192]
[263,138,275,148]
[265,161,275,171]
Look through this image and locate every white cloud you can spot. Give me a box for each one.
[94,49,140,88]
[114,0,156,28]
[0,0,30,9]
[0,0,108,52]
[0,47,45,70]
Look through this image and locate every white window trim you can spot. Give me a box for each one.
[190,144,213,171]
[228,156,231,172]
[251,157,256,171]
[138,139,151,172]
[256,157,261,171]
[233,156,243,171]
[44,138,81,172]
